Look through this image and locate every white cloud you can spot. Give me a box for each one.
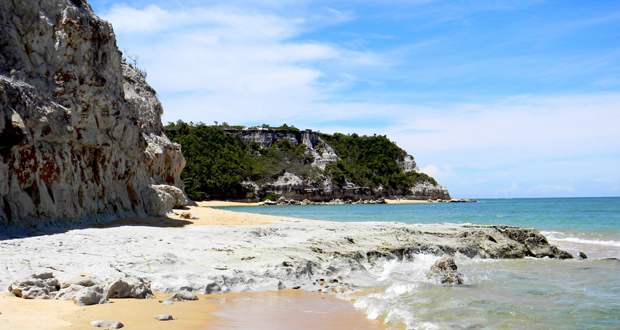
[101,3,387,124]
[509,183,518,191]
[421,164,440,176]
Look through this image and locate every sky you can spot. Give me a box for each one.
[90,0,620,199]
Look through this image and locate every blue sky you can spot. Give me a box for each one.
[91,0,620,198]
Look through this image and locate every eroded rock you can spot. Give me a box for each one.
[427,257,464,285]
[72,286,108,306]
[8,273,60,299]
[104,275,154,299]
[0,0,188,230]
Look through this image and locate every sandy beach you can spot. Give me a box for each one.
[0,290,383,330]
[101,202,319,228]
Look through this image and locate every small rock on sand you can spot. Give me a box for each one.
[175,291,198,300]
[154,314,174,321]
[91,320,124,328]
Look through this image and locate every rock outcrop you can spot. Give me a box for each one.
[224,128,339,170]
[223,128,450,201]
[0,222,573,296]
[9,273,154,306]
[0,0,188,229]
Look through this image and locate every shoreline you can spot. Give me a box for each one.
[0,202,566,330]
[0,290,383,330]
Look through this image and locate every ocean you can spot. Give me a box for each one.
[217,198,620,329]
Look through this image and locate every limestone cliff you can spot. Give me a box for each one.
[222,128,450,201]
[0,0,187,229]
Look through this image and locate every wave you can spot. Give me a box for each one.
[542,231,620,248]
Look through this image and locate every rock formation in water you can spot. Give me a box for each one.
[0,0,188,229]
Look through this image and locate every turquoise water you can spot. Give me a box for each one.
[218,197,620,234]
[218,198,620,329]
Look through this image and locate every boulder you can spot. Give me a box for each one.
[8,273,60,299]
[427,257,464,285]
[104,275,154,299]
[72,286,108,306]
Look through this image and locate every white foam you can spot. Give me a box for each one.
[543,231,620,248]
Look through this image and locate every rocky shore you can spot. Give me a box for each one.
[0,217,572,299]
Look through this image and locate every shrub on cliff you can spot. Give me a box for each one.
[165,121,253,200]
[321,133,437,189]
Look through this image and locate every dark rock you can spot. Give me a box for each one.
[427,257,464,285]
[578,252,588,259]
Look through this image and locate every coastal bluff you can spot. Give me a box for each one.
[165,123,451,202]
[0,0,188,229]
[226,128,451,201]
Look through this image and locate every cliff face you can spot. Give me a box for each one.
[0,0,187,229]
[223,128,451,201]
[224,128,339,170]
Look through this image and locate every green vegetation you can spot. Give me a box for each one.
[263,193,280,201]
[165,121,438,201]
[320,133,437,191]
[165,121,253,200]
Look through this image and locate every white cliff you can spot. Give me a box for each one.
[0,0,187,229]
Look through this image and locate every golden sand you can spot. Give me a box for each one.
[0,290,383,329]
[99,203,319,228]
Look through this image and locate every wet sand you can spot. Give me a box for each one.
[0,290,383,329]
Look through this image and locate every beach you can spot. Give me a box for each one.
[0,203,383,329]
[2,199,617,329]
[0,290,383,329]
[0,200,575,329]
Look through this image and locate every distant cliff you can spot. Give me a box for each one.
[165,123,450,202]
[0,0,188,229]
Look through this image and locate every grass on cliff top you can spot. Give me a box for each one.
[165,121,437,201]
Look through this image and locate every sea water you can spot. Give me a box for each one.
[218,198,620,329]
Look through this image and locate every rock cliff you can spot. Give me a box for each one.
[0,0,187,229]
[223,128,450,201]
